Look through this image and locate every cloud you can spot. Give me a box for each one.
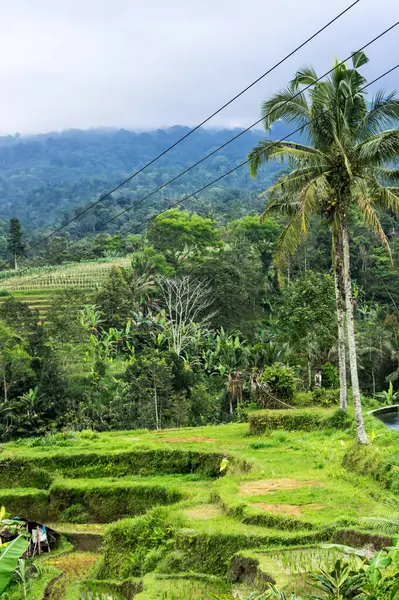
[0,0,396,134]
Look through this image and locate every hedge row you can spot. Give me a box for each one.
[0,481,183,524]
[343,443,399,493]
[1,449,226,482]
[0,464,53,489]
[48,481,183,523]
[173,528,329,575]
[0,488,49,522]
[249,408,349,435]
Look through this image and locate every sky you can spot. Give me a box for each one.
[0,0,397,135]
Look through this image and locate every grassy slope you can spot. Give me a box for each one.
[2,423,394,528]
[1,417,397,598]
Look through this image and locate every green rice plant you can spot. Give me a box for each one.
[1,257,132,291]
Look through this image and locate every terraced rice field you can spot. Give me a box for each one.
[0,257,132,318]
[0,415,396,599]
[0,257,131,292]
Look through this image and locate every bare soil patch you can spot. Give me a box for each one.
[164,436,217,443]
[239,478,324,496]
[184,504,223,519]
[253,502,324,516]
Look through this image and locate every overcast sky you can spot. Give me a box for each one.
[0,0,397,135]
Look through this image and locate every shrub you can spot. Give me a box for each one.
[321,362,339,388]
[188,384,222,425]
[99,508,176,579]
[60,503,89,523]
[249,408,346,435]
[2,449,226,479]
[79,429,100,441]
[328,408,352,429]
[259,363,296,402]
[343,434,399,493]
[291,392,313,407]
[312,388,340,406]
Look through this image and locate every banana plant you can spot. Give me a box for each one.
[375,382,399,405]
[308,559,366,600]
[0,534,30,595]
[80,305,104,336]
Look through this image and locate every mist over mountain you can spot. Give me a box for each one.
[0,124,296,229]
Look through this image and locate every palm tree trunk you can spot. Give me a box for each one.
[333,229,347,411]
[341,217,368,444]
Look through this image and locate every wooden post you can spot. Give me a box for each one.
[37,527,41,555]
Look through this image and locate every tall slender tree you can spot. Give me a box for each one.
[7,218,24,271]
[248,51,399,443]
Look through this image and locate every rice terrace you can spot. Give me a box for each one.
[2,414,399,599]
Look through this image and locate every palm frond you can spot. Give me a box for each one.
[366,179,399,216]
[273,175,326,267]
[362,515,399,534]
[274,211,305,270]
[297,175,327,233]
[291,66,319,87]
[358,90,399,138]
[356,129,399,166]
[374,167,399,185]
[261,197,301,221]
[261,87,311,131]
[353,179,392,261]
[258,166,327,199]
[248,140,323,177]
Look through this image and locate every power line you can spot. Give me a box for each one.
[20,0,361,255]
[10,17,399,288]
[123,63,399,233]
[10,60,399,290]
[30,21,399,246]
[88,21,399,229]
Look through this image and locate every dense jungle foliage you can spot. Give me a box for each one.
[0,53,399,441]
[0,204,398,440]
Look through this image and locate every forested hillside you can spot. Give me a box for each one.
[0,125,293,231]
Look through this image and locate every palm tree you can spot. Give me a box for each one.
[248,51,399,443]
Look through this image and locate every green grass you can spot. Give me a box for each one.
[1,414,398,597]
[135,573,231,599]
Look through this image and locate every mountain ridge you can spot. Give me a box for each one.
[0,124,296,229]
